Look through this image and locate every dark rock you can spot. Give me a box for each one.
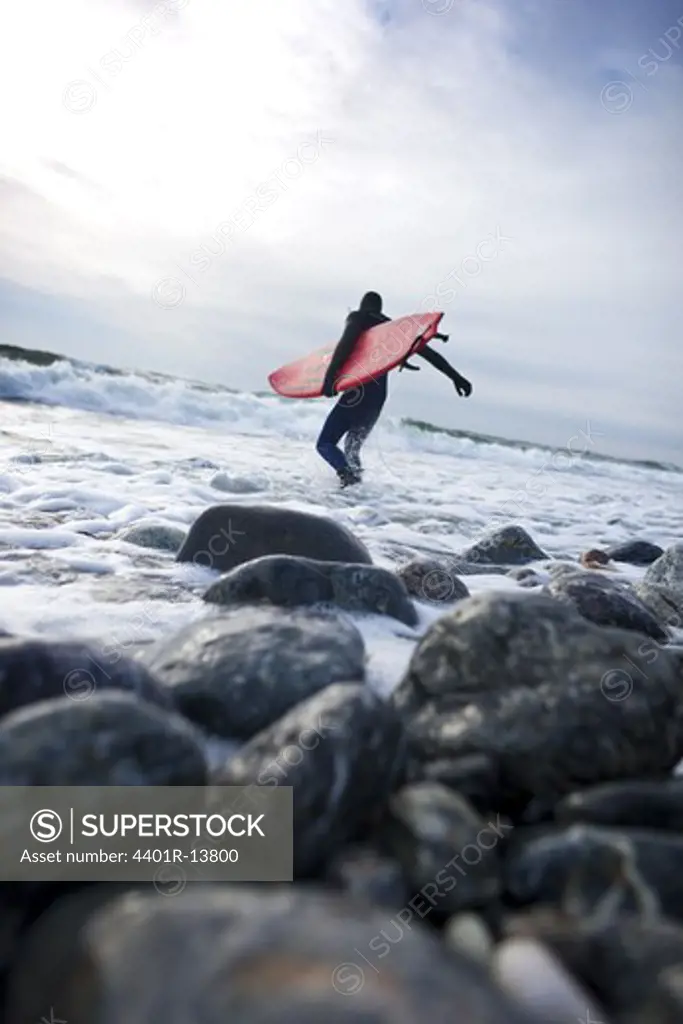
[556,779,683,832]
[606,539,664,566]
[545,571,669,642]
[324,845,408,910]
[634,581,683,627]
[118,522,186,552]
[144,607,366,741]
[404,661,683,808]
[504,908,683,1022]
[5,883,147,1024]
[644,542,683,589]
[504,823,683,922]
[396,559,470,604]
[204,554,418,626]
[455,526,548,567]
[0,691,207,786]
[176,503,372,573]
[377,783,503,914]
[392,590,681,716]
[27,886,540,1024]
[0,638,173,722]
[215,683,406,876]
[410,753,500,814]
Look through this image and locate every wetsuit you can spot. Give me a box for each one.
[316,294,469,479]
[316,306,391,476]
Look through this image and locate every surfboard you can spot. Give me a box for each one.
[268,312,444,399]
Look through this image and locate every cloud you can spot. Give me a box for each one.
[0,0,681,463]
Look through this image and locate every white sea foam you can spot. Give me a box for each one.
[0,352,681,690]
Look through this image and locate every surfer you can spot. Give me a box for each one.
[316,291,472,487]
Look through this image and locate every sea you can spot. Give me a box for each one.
[1,344,682,696]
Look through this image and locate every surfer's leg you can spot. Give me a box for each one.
[316,401,353,473]
[344,420,375,475]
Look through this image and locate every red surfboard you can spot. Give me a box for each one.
[268,312,444,399]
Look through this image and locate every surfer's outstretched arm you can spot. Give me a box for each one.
[418,345,472,397]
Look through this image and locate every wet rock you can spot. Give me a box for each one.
[606,539,663,566]
[28,886,540,1024]
[118,522,186,552]
[216,684,406,876]
[0,638,173,721]
[204,554,418,626]
[5,883,148,1024]
[504,908,683,1022]
[0,691,207,786]
[392,590,681,716]
[633,580,683,626]
[579,548,611,569]
[444,913,494,964]
[494,937,610,1024]
[144,606,365,740]
[555,779,683,832]
[410,753,500,814]
[644,542,683,589]
[504,823,683,922]
[176,503,372,573]
[402,653,683,808]
[396,559,470,603]
[455,526,548,567]
[545,571,669,642]
[324,845,408,910]
[376,783,503,914]
[507,566,544,587]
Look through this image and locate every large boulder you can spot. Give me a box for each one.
[176,504,372,573]
[203,554,418,626]
[11,886,540,1024]
[215,683,406,876]
[144,607,366,741]
[0,638,173,722]
[0,691,207,786]
[393,592,683,808]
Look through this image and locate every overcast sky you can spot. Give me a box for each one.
[1,0,681,464]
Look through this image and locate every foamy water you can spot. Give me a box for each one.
[1,353,681,696]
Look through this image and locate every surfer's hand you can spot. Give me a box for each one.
[322,379,336,398]
[453,375,472,398]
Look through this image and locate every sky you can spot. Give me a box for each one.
[0,0,682,464]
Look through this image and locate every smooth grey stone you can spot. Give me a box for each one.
[215,683,406,876]
[204,554,418,626]
[144,606,366,741]
[176,503,372,573]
